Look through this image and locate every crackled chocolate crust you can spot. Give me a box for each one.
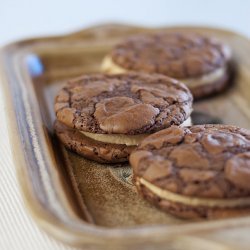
[130,125,250,218]
[111,32,231,78]
[55,121,136,163]
[55,73,193,135]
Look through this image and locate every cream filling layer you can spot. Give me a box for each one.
[80,117,192,146]
[183,67,226,87]
[180,117,192,127]
[101,56,127,74]
[101,56,226,87]
[81,132,146,146]
[139,178,250,208]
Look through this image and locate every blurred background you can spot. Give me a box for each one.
[1,0,249,46]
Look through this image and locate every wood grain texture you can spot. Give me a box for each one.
[1,24,250,249]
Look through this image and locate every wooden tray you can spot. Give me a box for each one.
[1,24,250,250]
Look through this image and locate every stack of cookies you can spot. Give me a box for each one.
[54,31,250,219]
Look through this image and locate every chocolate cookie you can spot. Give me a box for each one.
[54,73,193,163]
[102,32,232,99]
[130,125,250,219]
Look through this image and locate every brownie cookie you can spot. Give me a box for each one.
[130,125,250,219]
[102,32,232,99]
[54,73,193,163]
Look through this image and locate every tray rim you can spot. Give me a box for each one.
[2,23,250,248]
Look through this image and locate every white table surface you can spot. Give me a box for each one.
[0,1,249,249]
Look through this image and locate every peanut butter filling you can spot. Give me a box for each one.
[81,132,146,146]
[101,56,226,87]
[139,178,250,208]
[101,56,127,74]
[80,117,192,146]
[183,67,226,87]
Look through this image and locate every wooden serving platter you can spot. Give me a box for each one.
[1,24,250,250]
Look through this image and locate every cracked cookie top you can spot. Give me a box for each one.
[55,73,193,135]
[111,32,231,78]
[130,125,250,198]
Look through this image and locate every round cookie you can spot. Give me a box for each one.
[54,73,193,163]
[130,125,250,219]
[102,32,232,99]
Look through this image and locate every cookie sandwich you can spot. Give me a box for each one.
[130,124,250,219]
[54,73,193,163]
[102,32,232,99]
